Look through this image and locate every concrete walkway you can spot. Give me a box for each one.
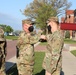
[5,43,76,75]
[62,47,76,75]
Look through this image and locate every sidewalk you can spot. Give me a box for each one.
[6,43,76,75]
[62,46,76,75]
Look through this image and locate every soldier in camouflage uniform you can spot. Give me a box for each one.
[16,19,40,75]
[42,17,64,75]
[0,27,7,75]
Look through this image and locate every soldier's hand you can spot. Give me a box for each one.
[38,30,43,33]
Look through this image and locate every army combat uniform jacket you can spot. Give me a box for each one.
[17,31,40,75]
[0,27,7,75]
[42,30,64,74]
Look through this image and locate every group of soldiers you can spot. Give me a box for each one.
[16,17,64,75]
[0,17,64,75]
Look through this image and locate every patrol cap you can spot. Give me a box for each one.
[46,17,59,24]
[22,19,35,25]
[0,28,5,41]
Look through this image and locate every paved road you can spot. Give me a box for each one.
[6,40,17,60]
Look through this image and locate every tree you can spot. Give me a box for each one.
[0,24,13,33]
[5,26,13,33]
[23,0,71,32]
[65,30,70,38]
[35,4,57,33]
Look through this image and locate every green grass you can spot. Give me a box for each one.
[40,38,76,45]
[5,36,18,40]
[33,52,45,75]
[64,39,76,44]
[4,35,76,44]
[6,52,45,75]
[70,50,76,57]
[39,42,47,45]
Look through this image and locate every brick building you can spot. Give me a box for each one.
[61,9,76,39]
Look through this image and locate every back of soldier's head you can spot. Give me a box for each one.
[22,19,35,25]
[47,17,59,25]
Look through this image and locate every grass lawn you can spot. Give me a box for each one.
[6,52,45,75]
[64,39,76,44]
[5,36,18,40]
[40,38,76,45]
[4,35,76,44]
[39,42,47,45]
[70,50,76,57]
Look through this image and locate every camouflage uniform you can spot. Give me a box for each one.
[42,30,64,75]
[0,27,7,75]
[17,19,40,75]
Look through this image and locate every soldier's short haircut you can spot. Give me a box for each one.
[22,19,35,25]
[47,17,59,25]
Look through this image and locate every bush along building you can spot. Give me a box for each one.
[61,9,76,40]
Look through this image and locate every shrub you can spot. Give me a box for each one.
[65,30,70,38]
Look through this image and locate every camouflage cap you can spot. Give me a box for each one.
[47,17,59,23]
[22,19,35,25]
[0,28,5,41]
